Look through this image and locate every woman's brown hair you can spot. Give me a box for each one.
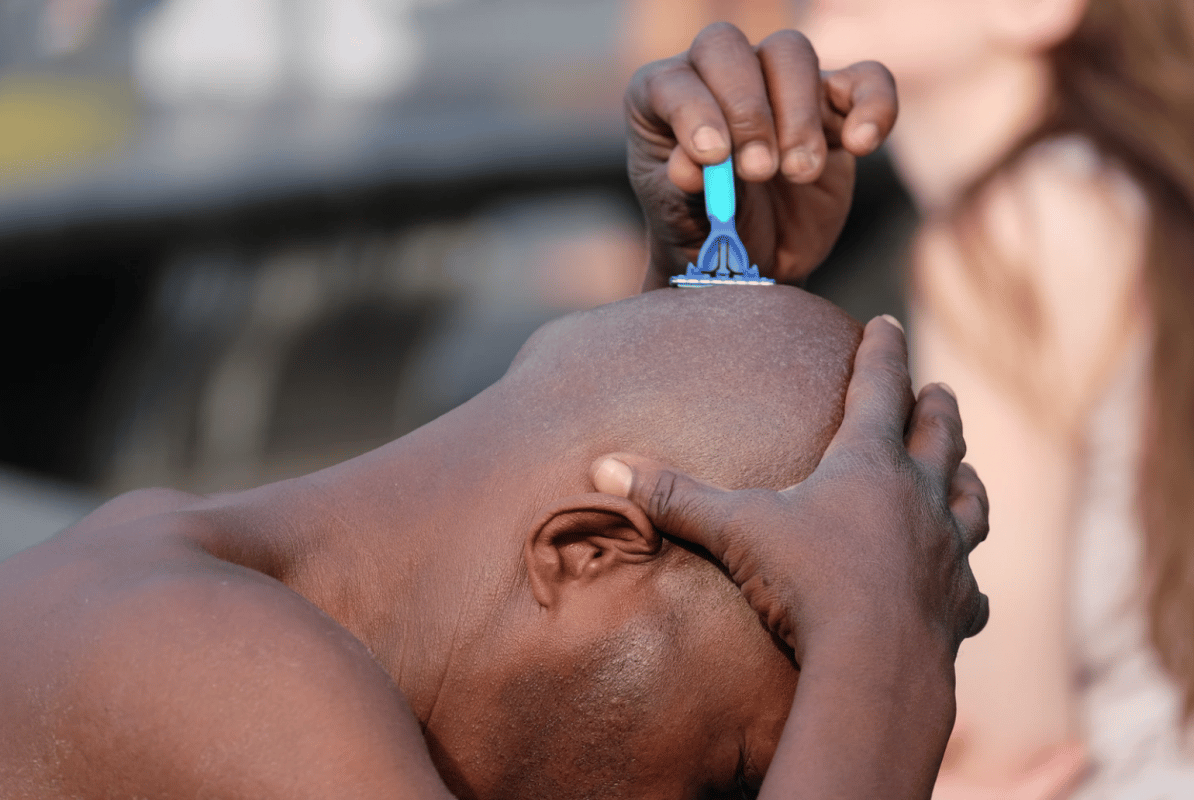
[942,0,1194,716]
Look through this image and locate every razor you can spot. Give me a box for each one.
[669,156,775,288]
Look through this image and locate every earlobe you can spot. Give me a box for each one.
[524,493,662,609]
[986,0,1088,51]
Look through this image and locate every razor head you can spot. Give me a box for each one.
[670,275,776,287]
[669,218,776,288]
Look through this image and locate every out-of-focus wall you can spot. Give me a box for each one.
[0,0,911,557]
[620,0,795,72]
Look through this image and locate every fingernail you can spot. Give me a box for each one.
[879,313,904,332]
[781,147,820,179]
[739,141,775,176]
[692,125,727,154]
[938,382,957,399]
[594,458,633,497]
[853,122,880,151]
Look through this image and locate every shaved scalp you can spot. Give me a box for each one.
[499,285,862,493]
[455,287,860,796]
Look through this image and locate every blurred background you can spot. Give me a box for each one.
[0,0,911,559]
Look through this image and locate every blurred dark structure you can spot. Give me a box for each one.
[0,0,913,556]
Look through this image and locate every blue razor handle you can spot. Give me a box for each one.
[670,157,775,287]
[704,157,736,223]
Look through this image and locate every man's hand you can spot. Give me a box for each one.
[592,315,988,665]
[592,315,989,798]
[626,23,898,291]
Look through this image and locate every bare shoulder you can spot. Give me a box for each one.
[0,516,448,799]
[67,486,206,535]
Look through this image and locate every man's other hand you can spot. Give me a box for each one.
[591,315,989,666]
[626,22,898,291]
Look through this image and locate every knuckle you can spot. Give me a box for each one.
[760,28,814,54]
[919,407,963,444]
[690,22,751,65]
[695,20,749,49]
[968,592,991,638]
[641,59,694,102]
[973,518,991,545]
[855,59,896,85]
[976,485,990,517]
[954,463,988,503]
[967,506,991,545]
[645,471,681,526]
[932,380,960,407]
[722,94,773,129]
[629,57,669,98]
[916,408,949,433]
[956,461,978,482]
[923,511,963,563]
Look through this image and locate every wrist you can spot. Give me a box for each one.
[800,619,957,727]
[766,625,957,800]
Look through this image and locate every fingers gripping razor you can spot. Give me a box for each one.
[669,157,775,288]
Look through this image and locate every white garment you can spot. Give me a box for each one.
[1070,339,1194,797]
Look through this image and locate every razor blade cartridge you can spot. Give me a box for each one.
[670,157,775,288]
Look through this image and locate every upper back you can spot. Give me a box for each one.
[0,493,444,799]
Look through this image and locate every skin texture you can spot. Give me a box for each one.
[0,27,994,797]
[0,286,983,800]
[593,315,990,800]
[626,23,899,289]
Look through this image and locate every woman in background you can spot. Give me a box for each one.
[804,0,1194,796]
[624,0,1194,795]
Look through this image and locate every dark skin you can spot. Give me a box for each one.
[0,287,985,800]
[623,24,988,796]
[0,28,986,797]
[594,317,989,800]
[628,22,898,289]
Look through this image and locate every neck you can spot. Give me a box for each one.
[197,395,532,726]
[889,53,1052,211]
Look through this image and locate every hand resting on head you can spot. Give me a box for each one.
[595,315,990,800]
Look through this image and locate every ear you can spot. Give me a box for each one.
[985,0,1088,52]
[524,493,663,609]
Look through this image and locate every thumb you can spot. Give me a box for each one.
[824,314,915,457]
[590,453,735,558]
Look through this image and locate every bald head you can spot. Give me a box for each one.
[497,285,862,492]
[405,287,866,800]
[424,286,865,799]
